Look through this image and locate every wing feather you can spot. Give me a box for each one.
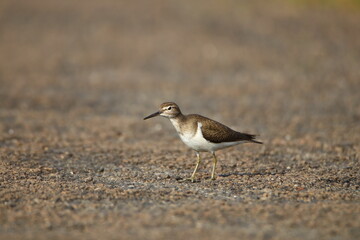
[190,114,262,144]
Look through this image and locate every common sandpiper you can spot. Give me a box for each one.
[144,102,262,182]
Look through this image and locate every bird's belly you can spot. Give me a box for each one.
[179,133,212,151]
[178,132,243,152]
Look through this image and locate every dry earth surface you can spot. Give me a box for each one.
[0,0,359,239]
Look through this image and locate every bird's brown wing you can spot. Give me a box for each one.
[193,115,262,144]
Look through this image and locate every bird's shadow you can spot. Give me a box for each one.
[219,170,286,178]
[174,171,287,183]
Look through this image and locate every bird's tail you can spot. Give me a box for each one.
[248,134,263,144]
[250,139,263,144]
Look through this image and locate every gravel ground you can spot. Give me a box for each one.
[0,1,359,239]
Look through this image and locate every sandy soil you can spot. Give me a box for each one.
[0,1,359,239]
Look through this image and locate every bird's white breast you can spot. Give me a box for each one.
[169,120,243,152]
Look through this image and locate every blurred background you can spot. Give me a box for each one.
[1,0,359,137]
[0,0,359,239]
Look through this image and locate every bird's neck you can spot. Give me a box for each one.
[169,113,186,133]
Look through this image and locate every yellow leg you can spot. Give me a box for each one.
[190,152,201,182]
[211,152,218,180]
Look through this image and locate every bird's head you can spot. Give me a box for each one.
[143,102,181,120]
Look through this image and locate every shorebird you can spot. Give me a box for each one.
[144,102,262,182]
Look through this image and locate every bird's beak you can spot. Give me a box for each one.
[143,111,161,120]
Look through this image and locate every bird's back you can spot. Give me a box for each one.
[186,114,262,144]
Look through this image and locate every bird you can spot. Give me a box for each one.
[143,102,262,182]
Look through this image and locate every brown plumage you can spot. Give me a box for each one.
[183,114,262,144]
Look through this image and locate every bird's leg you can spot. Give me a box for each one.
[189,152,201,182]
[211,152,218,180]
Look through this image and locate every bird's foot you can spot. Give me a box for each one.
[177,177,197,183]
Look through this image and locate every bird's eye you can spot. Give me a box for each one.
[167,107,172,110]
